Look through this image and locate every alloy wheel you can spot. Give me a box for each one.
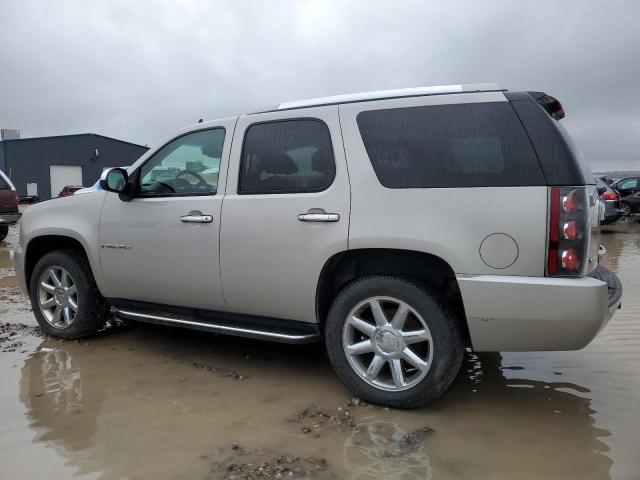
[342,296,433,392]
[37,266,79,328]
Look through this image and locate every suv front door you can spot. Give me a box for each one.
[220,107,350,323]
[98,121,234,310]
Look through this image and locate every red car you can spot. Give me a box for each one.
[0,170,21,241]
[58,185,84,197]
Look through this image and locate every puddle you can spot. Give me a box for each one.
[0,219,639,479]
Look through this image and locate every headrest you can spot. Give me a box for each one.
[311,147,332,172]
[201,139,223,158]
[263,153,298,175]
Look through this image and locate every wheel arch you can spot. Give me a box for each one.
[315,248,470,344]
[24,235,94,295]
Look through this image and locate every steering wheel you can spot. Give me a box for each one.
[174,170,208,190]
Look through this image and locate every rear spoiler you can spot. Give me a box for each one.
[526,91,565,120]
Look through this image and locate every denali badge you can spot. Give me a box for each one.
[100,243,132,250]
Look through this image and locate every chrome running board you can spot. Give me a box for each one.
[112,307,321,345]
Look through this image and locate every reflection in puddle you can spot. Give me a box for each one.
[15,334,617,480]
[344,421,433,480]
[20,346,98,455]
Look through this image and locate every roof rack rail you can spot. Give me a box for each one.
[252,83,504,113]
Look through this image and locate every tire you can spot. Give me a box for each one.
[325,275,464,409]
[29,249,110,339]
[622,203,631,216]
[0,226,8,241]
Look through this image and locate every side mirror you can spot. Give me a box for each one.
[100,167,136,201]
[100,168,128,193]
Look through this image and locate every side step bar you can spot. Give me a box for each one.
[112,307,321,345]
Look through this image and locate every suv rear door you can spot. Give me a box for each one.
[220,106,349,323]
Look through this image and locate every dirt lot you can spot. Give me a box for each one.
[1,220,639,479]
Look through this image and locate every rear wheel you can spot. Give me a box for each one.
[29,250,110,339]
[325,275,464,409]
[0,226,8,241]
[622,203,632,216]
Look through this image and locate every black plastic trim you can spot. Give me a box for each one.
[589,266,623,308]
[107,298,321,344]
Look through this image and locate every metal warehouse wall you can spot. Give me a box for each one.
[1,134,148,199]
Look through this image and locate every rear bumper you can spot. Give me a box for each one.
[458,266,622,352]
[0,212,21,225]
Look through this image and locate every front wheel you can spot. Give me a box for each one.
[29,249,110,339]
[325,275,464,409]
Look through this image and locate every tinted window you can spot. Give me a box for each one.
[356,102,545,188]
[139,128,224,196]
[0,175,10,189]
[616,178,638,190]
[505,92,587,186]
[239,119,335,194]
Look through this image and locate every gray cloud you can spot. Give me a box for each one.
[1,0,639,170]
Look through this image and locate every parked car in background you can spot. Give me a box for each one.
[611,176,640,216]
[14,85,623,408]
[0,170,21,241]
[596,177,625,224]
[58,185,84,197]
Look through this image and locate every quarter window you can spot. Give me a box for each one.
[239,119,335,194]
[139,128,225,196]
[356,102,545,188]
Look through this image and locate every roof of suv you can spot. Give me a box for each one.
[253,83,504,113]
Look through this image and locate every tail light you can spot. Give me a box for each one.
[601,192,618,201]
[13,192,19,208]
[547,187,589,276]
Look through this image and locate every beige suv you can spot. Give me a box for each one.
[15,84,622,408]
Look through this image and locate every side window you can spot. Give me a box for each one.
[356,102,546,188]
[617,178,638,190]
[238,119,335,194]
[139,128,225,196]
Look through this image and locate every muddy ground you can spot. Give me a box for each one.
[1,220,639,479]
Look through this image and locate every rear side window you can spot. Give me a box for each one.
[0,175,10,189]
[356,102,545,188]
[239,119,335,194]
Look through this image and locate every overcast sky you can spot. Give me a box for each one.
[1,0,639,171]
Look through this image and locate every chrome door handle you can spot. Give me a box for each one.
[298,212,340,223]
[180,214,213,223]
